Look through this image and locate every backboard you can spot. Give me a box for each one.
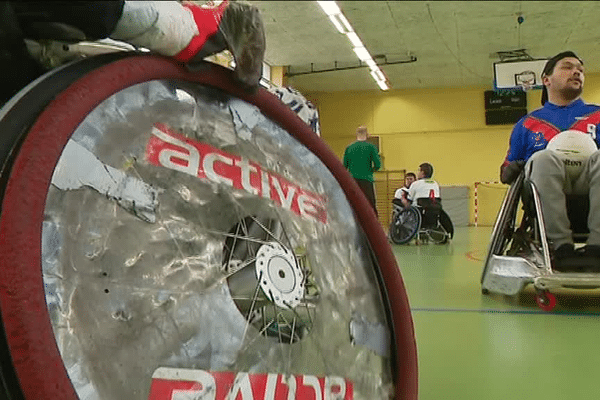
[493,59,548,90]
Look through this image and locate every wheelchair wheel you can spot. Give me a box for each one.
[0,52,133,400]
[535,291,557,312]
[0,54,417,399]
[389,206,421,245]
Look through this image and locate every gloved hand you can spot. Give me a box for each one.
[500,160,525,184]
[111,1,265,91]
[180,0,266,91]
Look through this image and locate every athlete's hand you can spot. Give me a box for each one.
[500,160,525,184]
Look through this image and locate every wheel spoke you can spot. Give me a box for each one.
[241,270,265,343]
[223,256,257,278]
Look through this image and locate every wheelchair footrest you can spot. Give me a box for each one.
[535,273,600,290]
[482,255,539,296]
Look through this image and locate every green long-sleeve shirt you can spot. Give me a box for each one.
[343,140,381,182]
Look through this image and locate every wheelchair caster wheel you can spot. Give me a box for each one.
[535,291,557,311]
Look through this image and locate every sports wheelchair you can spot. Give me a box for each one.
[0,17,418,400]
[481,172,600,311]
[389,197,454,245]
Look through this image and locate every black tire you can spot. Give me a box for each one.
[0,51,135,400]
[390,206,421,245]
[0,54,417,400]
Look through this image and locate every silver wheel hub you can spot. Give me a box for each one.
[255,242,304,309]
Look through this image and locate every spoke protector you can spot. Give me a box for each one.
[0,56,416,400]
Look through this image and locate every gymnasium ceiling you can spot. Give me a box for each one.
[247,1,600,92]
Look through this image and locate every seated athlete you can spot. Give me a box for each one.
[401,163,440,208]
[400,163,441,228]
[500,51,600,271]
[393,172,416,207]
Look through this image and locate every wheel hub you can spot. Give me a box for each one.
[255,242,304,309]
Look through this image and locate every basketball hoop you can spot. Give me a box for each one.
[520,82,533,92]
[515,70,535,91]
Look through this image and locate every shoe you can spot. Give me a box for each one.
[581,244,600,258]
[553,243,600,272]
[579,245,600,272]
[554,243,576,259]
[182,0,266,91]
[552,243,577,271]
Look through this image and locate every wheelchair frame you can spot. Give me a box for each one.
[481,172,600,311]
[389,201,452,245]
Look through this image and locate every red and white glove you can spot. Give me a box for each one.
[111,1,265,90]
[174,1,229,62]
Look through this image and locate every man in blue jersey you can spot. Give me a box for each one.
[500,51,600,270]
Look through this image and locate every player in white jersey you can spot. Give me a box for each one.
[401,163,440,207]
[393,172,416,205]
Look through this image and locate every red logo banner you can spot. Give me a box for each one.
[148,368,353,400]
[146,123,328,223]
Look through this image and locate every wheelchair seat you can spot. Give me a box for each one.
[417,198,442,229]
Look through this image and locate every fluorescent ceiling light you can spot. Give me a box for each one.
[316,0,391,91]
[365,58,377,68]
[346,32,363,48]
[328,14,346,33]
[353,46,371,61]
[376,80,389,91]
[370,68,386,82]
[317,1,341,16]
[337,13,353,33]
[329,13,352,34]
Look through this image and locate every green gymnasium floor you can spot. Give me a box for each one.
[393,226,600,400]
